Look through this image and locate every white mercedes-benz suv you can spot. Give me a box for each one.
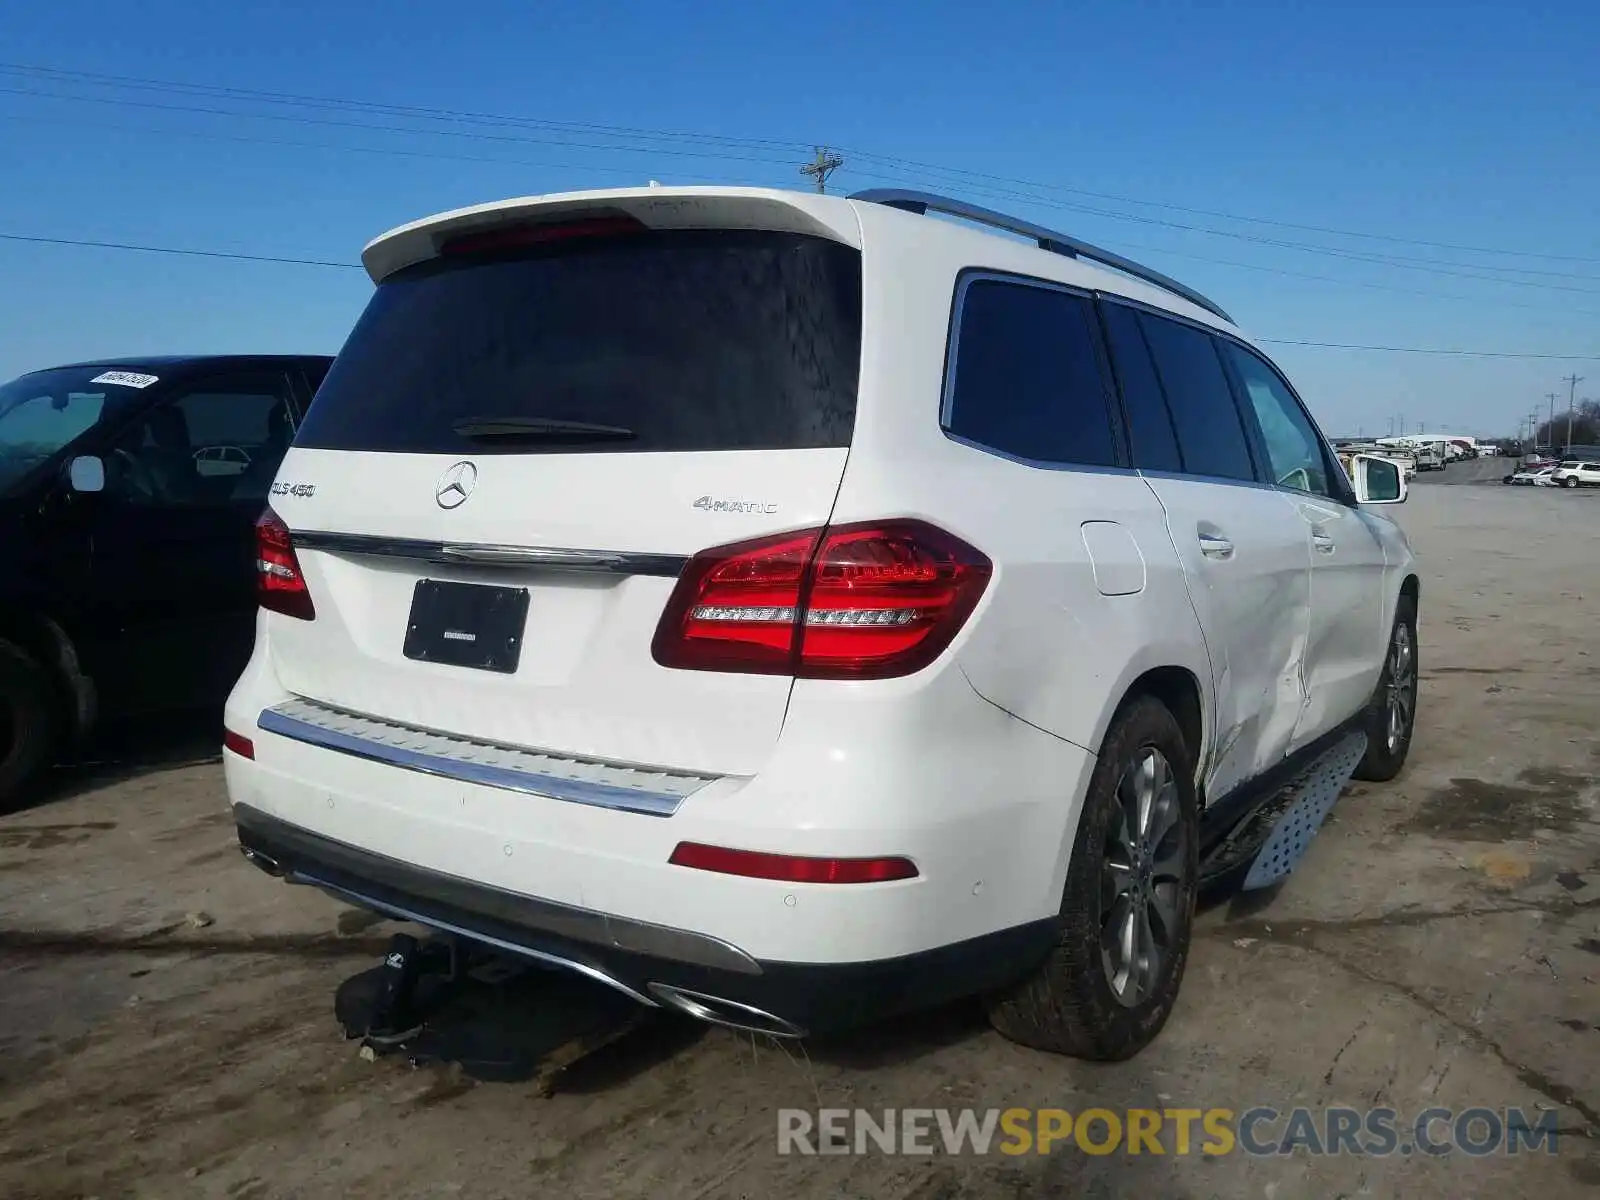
[224,186,1418,1060]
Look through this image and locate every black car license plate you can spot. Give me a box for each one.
[403,580,530,674]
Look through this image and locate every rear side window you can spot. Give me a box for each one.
[944,278,1119,468]
[1139,313,1257,482]
[296,231,862,454]
[1100,302,1182,473]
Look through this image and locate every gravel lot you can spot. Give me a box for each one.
[2,458,1597,1198]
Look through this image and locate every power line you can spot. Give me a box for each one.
[3,58,1597,268]
[0,85,805,170]
[0,231,363,270]
[1096,231,1600,317]
[0,110,744,184]
[3,226,1595,361]
[837,147,1600,265]
[1259,339,1597,360]
[0,62,816,155]
[8,106,1596,320]
[840,168,1600,292]
[847,166,1600,310]
[12,80,1589,296]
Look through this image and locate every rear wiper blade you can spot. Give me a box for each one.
[451,416,636,442]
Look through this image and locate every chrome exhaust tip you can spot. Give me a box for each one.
[239,845,283,876]
[647,982,805,1039]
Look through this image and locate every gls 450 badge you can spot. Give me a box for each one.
[271,481,317,499]
[693,495,777,514]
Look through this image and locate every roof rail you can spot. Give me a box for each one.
[848,188,1233,324]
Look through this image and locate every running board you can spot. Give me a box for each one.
[1199,731,1367,891]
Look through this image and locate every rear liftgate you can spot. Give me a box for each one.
[1199,730,1368,891]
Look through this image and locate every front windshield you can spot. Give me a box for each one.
[0,367,145,494]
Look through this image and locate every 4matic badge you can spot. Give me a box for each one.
[693,495,778,515]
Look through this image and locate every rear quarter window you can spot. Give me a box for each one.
[296,230,862,455]
[943,277,1120,469]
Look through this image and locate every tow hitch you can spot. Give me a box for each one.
[336,931,648,1093]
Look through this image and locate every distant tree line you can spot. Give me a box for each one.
[1533,399,1600,449]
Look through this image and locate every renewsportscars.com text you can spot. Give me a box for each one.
[777,1106,1562,1157]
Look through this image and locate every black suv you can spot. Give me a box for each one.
[0,354,333,807]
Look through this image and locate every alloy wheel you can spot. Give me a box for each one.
[1385,622,1417,753]
[1100,747,1188,1007]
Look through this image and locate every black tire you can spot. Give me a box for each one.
[0,639,57,813]
[1353,594,1418,783]
[985,696,1197,1060]
[1562,476,1578,489]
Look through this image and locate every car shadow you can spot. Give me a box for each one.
[10,711,223,816]
[424,873,1277,1092]
[802,997,992,1069]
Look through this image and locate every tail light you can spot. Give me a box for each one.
[652,520,990,679]
[223,729,255,759]
[256,508,315,620]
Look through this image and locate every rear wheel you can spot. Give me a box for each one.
[0,640,57,813]
[1354,595,1418,782]
[985,696,1197,1060]
[1562,476,1579,489]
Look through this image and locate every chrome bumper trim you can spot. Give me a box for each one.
[292,529,688,578]
[256,698,715,817]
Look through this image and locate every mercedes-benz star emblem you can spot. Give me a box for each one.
[435,461,478,509]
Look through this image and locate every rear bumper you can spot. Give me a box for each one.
[235,803,1058,1037]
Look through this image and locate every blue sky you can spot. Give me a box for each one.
[2,0,1596,438]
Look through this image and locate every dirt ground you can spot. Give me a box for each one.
[2,457,1597,1198]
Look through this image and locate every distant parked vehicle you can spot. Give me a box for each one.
[1551,461,1600,489]
[1414,446,1445,471]
[194,444,254,477]
[1503,465,1556,486]
[0,354,332,808]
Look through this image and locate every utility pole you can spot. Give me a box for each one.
[1546,392,1559,448]
[800,147,844,194]
[1562,373,1584,449]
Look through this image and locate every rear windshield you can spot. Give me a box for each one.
[297,229,862,455]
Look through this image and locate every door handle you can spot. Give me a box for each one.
[1312,531,1336,555]
[1198,532,1235,560]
